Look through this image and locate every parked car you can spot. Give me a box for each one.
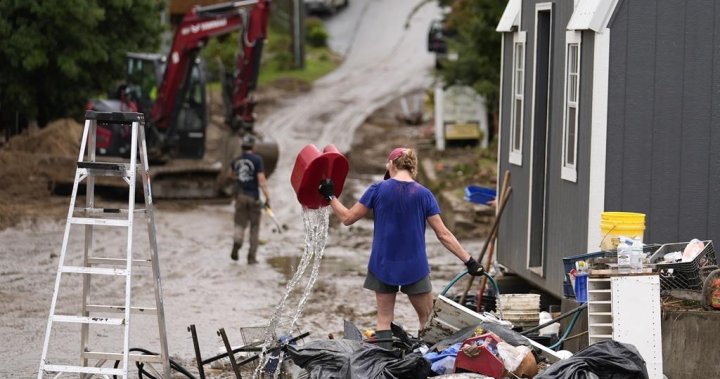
[427,19,448,54]
[304,0,347,15]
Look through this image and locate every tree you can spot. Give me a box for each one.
[438,0,505,116]
[0,0,164,128]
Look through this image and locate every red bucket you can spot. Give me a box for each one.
[290,144,349,209]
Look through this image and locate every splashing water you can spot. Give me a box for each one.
[254,207,330,378]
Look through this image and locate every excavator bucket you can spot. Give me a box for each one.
[254,139,279,178]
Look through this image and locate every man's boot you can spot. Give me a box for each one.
[374,330,393,350]
[247,249,258,265]
[230,242,242,261]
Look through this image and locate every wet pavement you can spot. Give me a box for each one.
[0,1,491,377]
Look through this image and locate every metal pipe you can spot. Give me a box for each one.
[188,325,206,379]
[218,328,243,378]
[520,303,588,336]
[202,332,310,365]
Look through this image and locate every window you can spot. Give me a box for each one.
[509,32,526,165]
[562,31,581,182]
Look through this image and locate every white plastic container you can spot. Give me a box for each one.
[630,238,644,272]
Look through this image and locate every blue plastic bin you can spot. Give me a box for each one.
[574,274,588,303]
[464,185,497,205]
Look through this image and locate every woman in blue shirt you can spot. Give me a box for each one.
[319,147,483,347]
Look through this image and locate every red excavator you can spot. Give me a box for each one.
[86,0,279,198]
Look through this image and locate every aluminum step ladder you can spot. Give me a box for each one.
[38,111,171,378]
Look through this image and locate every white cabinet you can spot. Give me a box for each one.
[586,275,663,379]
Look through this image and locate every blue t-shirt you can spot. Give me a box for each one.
[359,179,441,285]
[232,152,264,199]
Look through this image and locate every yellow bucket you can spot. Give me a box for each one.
[600,212,645,250]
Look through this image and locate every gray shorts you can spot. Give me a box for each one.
[363,270,432,295]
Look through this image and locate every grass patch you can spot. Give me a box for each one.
[258,46,341,85]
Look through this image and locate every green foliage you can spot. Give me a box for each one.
[437,0,504,113]
[305,17,328,48]
[202,33,240,82]
[0,0,163,125]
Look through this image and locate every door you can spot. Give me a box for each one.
[527,4,553,275]
[175,60,207,159]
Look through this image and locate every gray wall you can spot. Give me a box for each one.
[606,0,720,245]
[498,0,594,297]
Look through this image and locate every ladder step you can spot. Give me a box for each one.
[77,161,132,177]
[88,257,152,267]
[42,364,124,376]
[83,351,163,363]
[52,315,125,325]
[86,304,157,315]
[61,266,128,276]
[85,110,144,124]
[73,207,146,221]
[70,217,130,227]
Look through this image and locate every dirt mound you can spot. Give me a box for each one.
[0,119,82,229]
[5,118,83,157]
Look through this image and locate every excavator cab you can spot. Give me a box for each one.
[126,52,208,159]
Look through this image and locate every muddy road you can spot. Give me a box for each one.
[0,0,485,376]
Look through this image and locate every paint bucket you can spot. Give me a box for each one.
[290,144,349,209]
[600,212,645,251]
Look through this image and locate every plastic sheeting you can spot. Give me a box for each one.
[285,339,431,379]
[424,342,462,374]
[536,340,649,379]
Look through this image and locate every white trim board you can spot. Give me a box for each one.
[586,28,610,252]
[567,0,620,32]
[497,0,522,32]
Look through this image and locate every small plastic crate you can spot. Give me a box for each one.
[454,333,505,378]
[648,240,717,291]
[562,251,606,298]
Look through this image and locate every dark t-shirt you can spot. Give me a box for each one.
[231,152,264,199]
[359,179,441,285]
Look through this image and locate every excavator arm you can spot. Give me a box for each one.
[153,0,267,133]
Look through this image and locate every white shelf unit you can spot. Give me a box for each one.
[587,277,613,344]
[586,275,663,379]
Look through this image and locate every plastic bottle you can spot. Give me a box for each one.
[630,238,644,273]
[617,238,632,273]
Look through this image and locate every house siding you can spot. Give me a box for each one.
[498,0,593,297]
[606,0,720,244]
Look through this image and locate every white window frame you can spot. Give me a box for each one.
[561,31,581,182]
[509,31,527,166]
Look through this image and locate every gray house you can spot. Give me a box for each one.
[495,0,720,296]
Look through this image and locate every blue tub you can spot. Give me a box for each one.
[464,185,497,205]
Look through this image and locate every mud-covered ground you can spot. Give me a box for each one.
[0,1,497,377]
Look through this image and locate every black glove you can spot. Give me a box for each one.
[318,179,335,201]
[464,257,484,276]
[264,200,270,209]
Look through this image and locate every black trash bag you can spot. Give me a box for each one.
[536,340,649,379]
[285,339,432,379]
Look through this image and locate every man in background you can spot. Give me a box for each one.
[229,135,270,264]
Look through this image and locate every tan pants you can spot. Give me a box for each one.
[234,193,262,259]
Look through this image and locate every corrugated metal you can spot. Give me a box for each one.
[606,0,720,245]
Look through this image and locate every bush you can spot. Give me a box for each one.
[305,18,328,47]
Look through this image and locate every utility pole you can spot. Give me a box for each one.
[291,0,306,69]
